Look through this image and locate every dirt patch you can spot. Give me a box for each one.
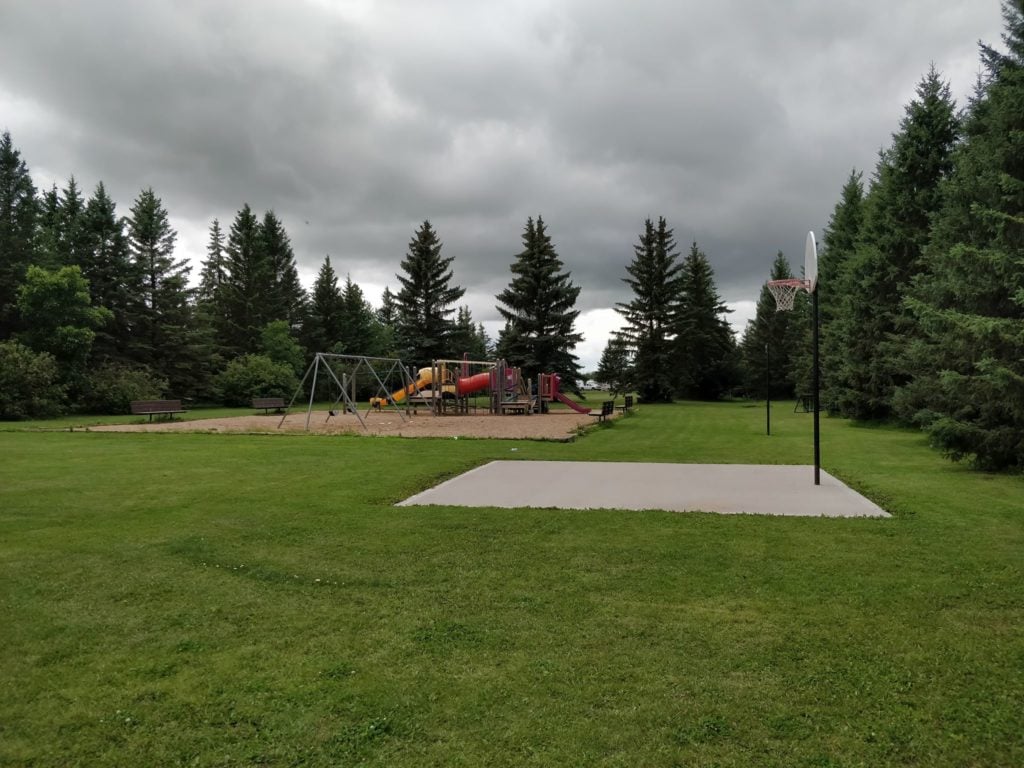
[88,409,610,440]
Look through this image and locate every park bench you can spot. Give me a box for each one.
[591,400,615,422]
[252,397,286,414]
[130,399,187,421]
[616,395,635,414]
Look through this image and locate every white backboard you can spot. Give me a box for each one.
[805,231,818,291]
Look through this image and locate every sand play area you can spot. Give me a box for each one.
[89,409,605,440]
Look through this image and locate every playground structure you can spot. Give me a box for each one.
[371,358,592,417]
[281,353,592,431]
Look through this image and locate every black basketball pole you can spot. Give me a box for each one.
[765,341,771,436]
[812,285,821,485]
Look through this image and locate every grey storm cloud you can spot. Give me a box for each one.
[0,0,1006,359]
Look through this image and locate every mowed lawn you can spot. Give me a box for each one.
[1,403,1021,767]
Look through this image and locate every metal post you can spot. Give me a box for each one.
[765,340,771,436]
[812,287,821,486]
[305,354,320,432]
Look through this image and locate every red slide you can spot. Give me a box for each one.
[456,372,492,397]
[553,391,592,414]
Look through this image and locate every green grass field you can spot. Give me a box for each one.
[1,402,1021,766]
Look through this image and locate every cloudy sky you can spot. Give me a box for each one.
[0,1,1006,369]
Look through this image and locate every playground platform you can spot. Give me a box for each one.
[397,461,890,518]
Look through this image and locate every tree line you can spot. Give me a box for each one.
[0,142,613,414]
[735,1,1024,471]
[2,110,750,419]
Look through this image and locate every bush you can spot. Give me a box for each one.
[0,341,65,420]
[215,354,299,407]
[82,363,169,414]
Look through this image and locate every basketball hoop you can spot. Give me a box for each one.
[766,278,810,312]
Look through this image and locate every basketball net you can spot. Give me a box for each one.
[766,278,810,312]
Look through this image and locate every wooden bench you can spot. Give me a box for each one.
[616,395,635,414]
[130,399,187,421]
[252,397,286,414]
[591,400,615,422]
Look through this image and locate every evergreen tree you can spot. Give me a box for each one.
[124,188,200,395]
[57,177,90,268]
[395,220,465,364]
[594,336,633,396]
[738,253,799,399]
[818,171,865,408]
[495,216,584,390]
[450,305,489,360]
[832,67,958,419]
[197,218,226,306]
[191,218,231,392]
[219,204,270,354]
[261,211,306,328]
[0,131,38,338]
[476,322,493,358]
[304,256,345,354]
[338,275,383,356]
[79,182,132,363]
[896,3,1024,469]
[372,286,399,358]
[615,216,683,402]
[674,242,736,400]
[35,184,63,269]
[377,286,398,327]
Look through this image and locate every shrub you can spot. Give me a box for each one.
[215,354,299,407]
[82,363,169,414]
[0,341,65,420]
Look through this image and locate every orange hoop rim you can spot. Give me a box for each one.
[765,278,810,312]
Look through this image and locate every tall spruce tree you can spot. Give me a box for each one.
[35,184,63,269]
[395,220,465,364]
[304,256,345,354]
[896,3,1024,469]
[219,204,270,354]
[125,188,199,394]
[260,211,306,328]
[675,242,736,400]
[818,171,865,408]
[377,286,397,327]
[832,67,958,419]
[192,218,230,385]
[495,216,584,389]
[338,275,383,356]
[79,182,132,363]
[0,131,38,338]
[615,217,683,402]
[739,253,800,399]
[57,177,90,269]
[198,218,226,306]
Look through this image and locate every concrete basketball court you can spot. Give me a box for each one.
[398,461,890,518]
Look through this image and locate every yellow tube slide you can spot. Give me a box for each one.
[371,368,433,407]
